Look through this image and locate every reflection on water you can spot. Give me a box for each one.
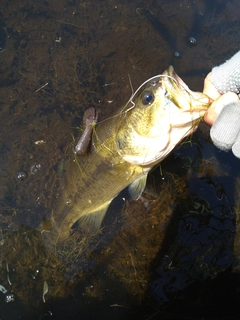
[151,126,237,303]
[1,0,240,319]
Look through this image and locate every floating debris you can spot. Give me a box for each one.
[0,228,4,245]
[43,281,48,303]
[34,140,46,145]
[30,163,41,175]
[6,260,12,286]
[0,284,7,294]
[35,82,48,93]
[5,293,15,303]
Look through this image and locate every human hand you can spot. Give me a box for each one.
[203,71,240,158]
[203,72,239,125]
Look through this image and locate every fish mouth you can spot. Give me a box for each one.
[163,65,190,92]
[163,65,211,112]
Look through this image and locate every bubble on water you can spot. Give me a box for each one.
[66,198,72,206]
[174,51,181,58]
[5,293,15,303]
[17,171,28,181]
[188,37,197,45]
[30,163,41,175]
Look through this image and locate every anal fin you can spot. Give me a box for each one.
[128,174,147,200]
[78,200,112,234]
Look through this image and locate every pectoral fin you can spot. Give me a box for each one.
[128,174,147,200]
[78,200,112,234]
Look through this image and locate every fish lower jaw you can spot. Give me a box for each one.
[170,111,205,126]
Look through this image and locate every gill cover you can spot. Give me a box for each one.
[115,66,210,166]
[115,74,174,166]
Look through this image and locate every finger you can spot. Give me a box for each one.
[204,92,239,125]
[203,72,221,100]
[210,101,240,151]
[232,132,240,158]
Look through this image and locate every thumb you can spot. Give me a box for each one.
[204,92,239,126]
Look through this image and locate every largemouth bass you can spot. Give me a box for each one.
[42,66,210,244]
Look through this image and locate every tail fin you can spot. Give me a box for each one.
[40,219,64,254]
[41,226,60,254]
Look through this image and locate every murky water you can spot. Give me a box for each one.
[1,0,240,319]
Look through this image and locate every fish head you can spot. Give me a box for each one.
[116,66,211,166]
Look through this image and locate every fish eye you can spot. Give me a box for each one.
[141,90,155,105]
